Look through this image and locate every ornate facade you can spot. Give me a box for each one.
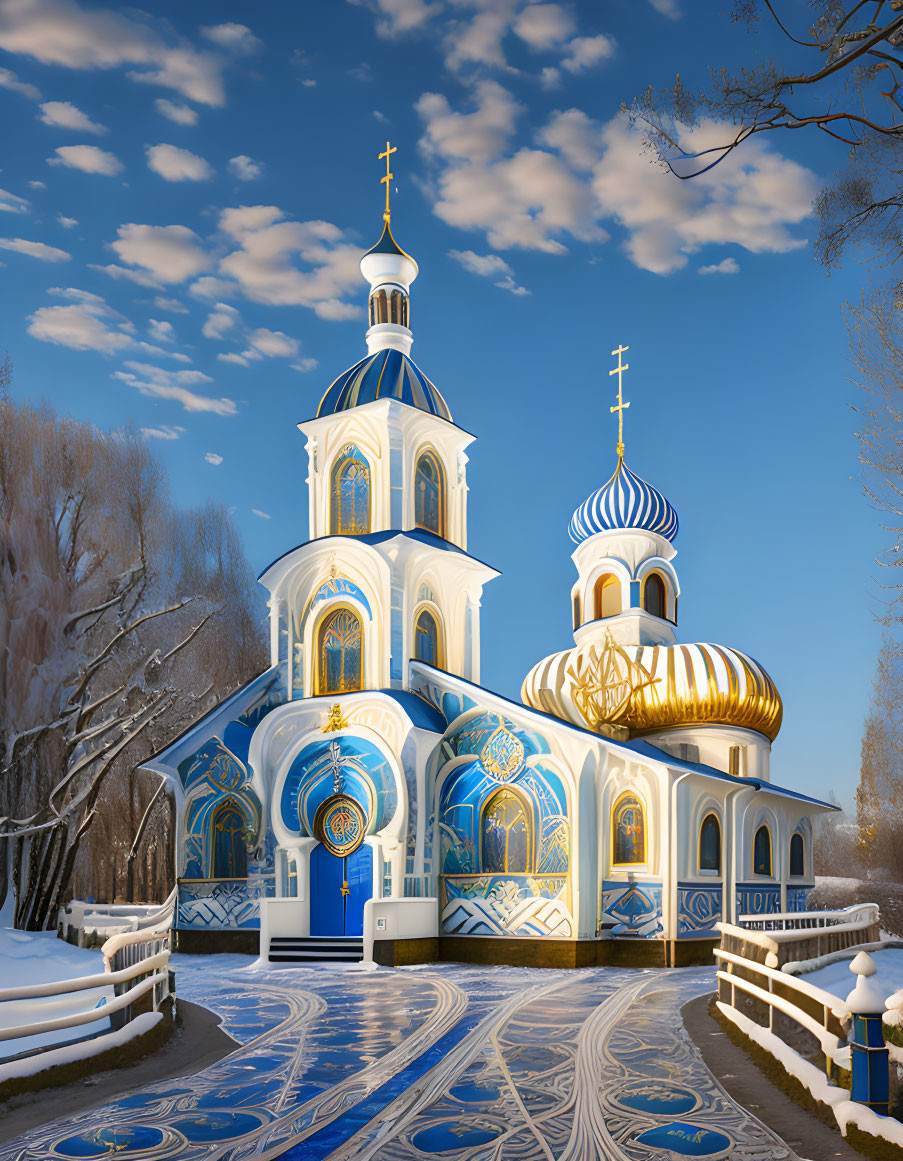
[144,172,832,964]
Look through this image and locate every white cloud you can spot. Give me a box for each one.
[251,508,271,519]
[216,205,363,318]
[141,423,185,439]
[113,361,237,414]
[537,108,604,171]
[146,143,213,181]
[448,248,529,294]
[152,295,189,313]
[57,214,78,228]
[89,262,163,288]
[699,257,740,275]
[155,98,198,126]
[202,303,241,339]
[373,109,388,123]
[148,318,175,342]
[217,351,249,366]
[513,4,574,49]
[27,289,134,354]
[351,0,439,37]
[26,179,46,189]
[0,0,230,105]
[0,188,30,214]
[417,83,605,253]
[48,144,122,175]
[39,99,106,133]
[561,34,615,73]
[245,327,299,357]
[591,115,816,273]
[189,276,236,300]
[0,236,70,261]
[291,358,318,372]
[110,223,210,283]
[443,5,513,72]
[204,451,223,464]
[649,0,681,17]
[0,66,41,99]
[227,154,263,181]
[539,66,560,89]
[201,23,260,52]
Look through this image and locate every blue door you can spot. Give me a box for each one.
[310,844,373,937]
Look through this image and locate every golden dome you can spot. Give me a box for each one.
[522,637,782,742]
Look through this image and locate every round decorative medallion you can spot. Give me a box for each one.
[313,794,367,856]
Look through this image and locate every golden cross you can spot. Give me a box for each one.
[609,343,630,460]
[379,140,397,223]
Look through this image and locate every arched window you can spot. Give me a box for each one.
[699,813,721,872]
[753,825,772,876]
[377,289,388,323]
[330,446,370,535]
[573,593,581,629]
[211,800,248,879]
[594,574,621,620]
[317,607,363,695]
[415,450,445,537]
[613,793,646,865]
[414,608,442,667]
[481,787,532,873]
[400,296,409,327]
[643,573,666,619]
[790,833,805,877]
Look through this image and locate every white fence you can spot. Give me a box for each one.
[0,890,175,1063]
[737,904,879,933]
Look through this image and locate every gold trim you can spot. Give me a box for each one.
[315,604,364,696]
[414,447,446,538]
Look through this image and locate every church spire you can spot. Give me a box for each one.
[609,343,630,461]
[360,141,418,357]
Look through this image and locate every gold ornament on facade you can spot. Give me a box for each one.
[321,703,350,733]
[566,633,659,735]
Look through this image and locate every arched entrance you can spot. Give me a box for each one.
[309,843,373,937]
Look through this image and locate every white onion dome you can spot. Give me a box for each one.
[569,456,678,544]
[360,219,418,291]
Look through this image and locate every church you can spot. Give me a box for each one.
[143,146,832,968]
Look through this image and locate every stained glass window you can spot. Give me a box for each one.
[753,825,772,876]
[415,450,445,537]
[613,794,646,865]
[330,446,370,535]
[318,607,363,694]
[212,801,247,879]
[699,813,721,872]
[481,788,532,873]
[643,573,666,619]
[594,574,621,619]
[414,608,441,666]
[790,833,805,877]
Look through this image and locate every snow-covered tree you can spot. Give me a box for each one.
[0,390,265,928]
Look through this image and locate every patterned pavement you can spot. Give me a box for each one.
[0,956,804,1160]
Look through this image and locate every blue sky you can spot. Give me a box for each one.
[0,0,882,808]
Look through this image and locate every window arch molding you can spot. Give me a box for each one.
[789,831,806,878]
[699,811,722,874]
[611,789,648,868]
[411,599,445,669]
[329,444,372,536]
[209,795,252,879]
[479,783,535,874]
[752,822,773,877]
[641,570,669,620]
[592,572,622,621]
[582,562,629,625]
[313,603,365,696]
[412,446,447,539]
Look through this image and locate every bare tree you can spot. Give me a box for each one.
[857,632,903,878]
[0,396,266,928]
[630,2,903,270]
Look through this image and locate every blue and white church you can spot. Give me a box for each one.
[144,162,832,967]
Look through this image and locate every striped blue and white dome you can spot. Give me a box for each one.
[316,349,452,421]
[568,457,679,544]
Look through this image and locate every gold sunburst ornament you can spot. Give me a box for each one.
[566,631,660,732]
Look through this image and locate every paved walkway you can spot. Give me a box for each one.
[0,957,811,1160]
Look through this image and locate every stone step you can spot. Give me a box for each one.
[268,936,363,963]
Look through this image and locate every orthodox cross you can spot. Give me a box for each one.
[379,140,397,223]
[327,740,352,794]
[609,343,630,460]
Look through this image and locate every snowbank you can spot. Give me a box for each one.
[0,1012,161,1084]
[0,926,112,1060]
[803,948,903,1005]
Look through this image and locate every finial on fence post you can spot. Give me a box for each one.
[845,952,890,1114]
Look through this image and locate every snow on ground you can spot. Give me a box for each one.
[0,927,111,1061]
[803,948,903,1004]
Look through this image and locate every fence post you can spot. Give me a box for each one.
[845,952,889,1115]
